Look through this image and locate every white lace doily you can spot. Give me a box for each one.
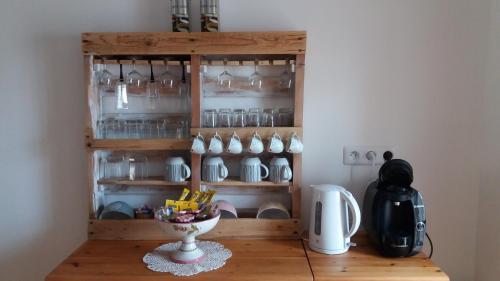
[143,241,232,276]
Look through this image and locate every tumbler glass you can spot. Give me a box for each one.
[217,108,232,128]
[233,109,247,127]
[203,109,218,128]
[262,108,277,127]
[247,108,262,127]
[277,108,293,127]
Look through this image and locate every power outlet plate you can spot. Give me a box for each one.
[343,145,395,165]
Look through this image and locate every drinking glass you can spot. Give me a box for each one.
[218,108,232,128]
[217,59,232,89]
[116,64,128,110]
[233,109,247,127]
[97,62,114,89]
[263,108,277,127]
[249,61,263,90]
[146,63,160,110]
[203,109,218,128]
[278,108,293,127]
[127,59,146,88]
[279,62,293,90]
[247,108,262,127]
[159,60,178,90]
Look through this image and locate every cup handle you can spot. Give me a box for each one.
[181,163,191,180]
[260,164,269,179]
[281,166,293,181]
[219,164,229,179]
[233,132,240,141]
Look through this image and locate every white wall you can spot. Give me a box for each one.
[0,1,493,281]
[475,0,500,280]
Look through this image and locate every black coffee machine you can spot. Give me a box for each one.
[362,159,426,257]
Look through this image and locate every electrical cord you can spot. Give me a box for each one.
[425,232,434,259]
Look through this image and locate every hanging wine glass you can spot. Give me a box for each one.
[217,58,232,89]
[97,60,114,89]
[126,59,145,88]
[116,64,128,110]
[146,62,160,110]
[279,60,294,90]
[249,59,263,90]
[159,59,178,90]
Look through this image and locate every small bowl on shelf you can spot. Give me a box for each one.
[155,210,220,264]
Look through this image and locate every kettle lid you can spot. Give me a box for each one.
[310,184,346,193]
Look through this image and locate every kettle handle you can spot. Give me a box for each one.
[341,190,361,239]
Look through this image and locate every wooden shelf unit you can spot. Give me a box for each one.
[83,31,306,239]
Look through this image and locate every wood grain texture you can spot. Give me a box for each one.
[45,239,312,281]
[87,139,191,151]
[306,233,450,281]
[84,55,96,218]
[96,178,190,187]
[191,127,303,142]
[88,219,300,240]
[201,177,292,187]
[82,31,307,55]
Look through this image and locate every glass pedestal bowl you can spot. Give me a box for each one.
[155,212,220,264]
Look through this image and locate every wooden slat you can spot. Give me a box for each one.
[93,59,189,66]
[45,239,312,281]
[190,54,202,192]
[88,218,300,240]
[202,177,291,188]
[87,139,190,151]
[293,54,305,127]
[292,154,302,218]
[201,59,295,66]
[84,55,96,219]
[97,178,190,187]
[306,233,450,281]
[82,32,307,55]
[191,127,303,142]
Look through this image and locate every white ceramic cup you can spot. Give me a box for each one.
[191,133,206,155]
[269,157,293,183]
[267,132,284,153]
[248,132,264,154]
[165,157,191,182]
[208,132,224,154]
[202,156,229,182]
[256,201,291,219]
[214,200,238,219]
[286,132,304,154]
[226,132,243,154]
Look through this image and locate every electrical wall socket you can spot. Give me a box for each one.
[343,146,395,165]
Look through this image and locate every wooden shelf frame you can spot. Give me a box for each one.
[88,218,300,240]
[201,177,292,188]
[83,31,306,238]
[97,178,190,187]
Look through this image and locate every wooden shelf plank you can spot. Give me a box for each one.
[82,31,307,55]
[97,178,190,186]
[88,218,300,240]
[87,138,191,151]
[191,127,302,141]
[202,177,291,188]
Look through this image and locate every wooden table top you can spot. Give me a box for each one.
[45,239,313,281]
[306,235,449,281]
[46,236,449,281]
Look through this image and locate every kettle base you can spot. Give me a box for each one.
[309,244,349,255]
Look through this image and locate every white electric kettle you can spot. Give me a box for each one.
[309,184,361,254]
